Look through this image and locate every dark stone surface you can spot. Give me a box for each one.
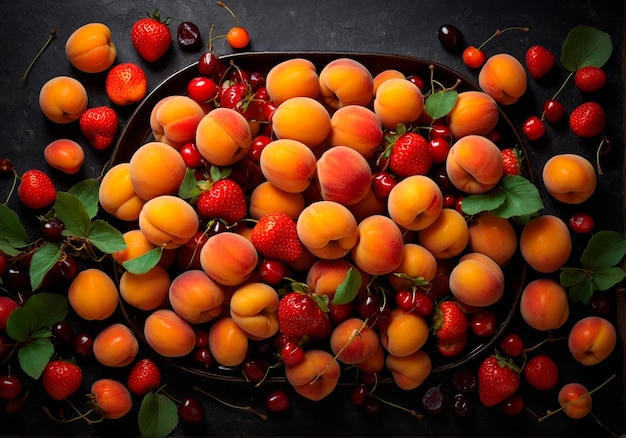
[0,0,624,436]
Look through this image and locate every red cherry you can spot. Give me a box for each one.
[0,296,18,331]
[197,51,222,77]
[350,383,370,407]
[195,329,210,348]
[260,101,277,122]
[500,333,524,357]
[502,394,525,416]
[0,158,15,173]
[543,99,565,123]
[248,135,272,163]
[249,73,266,92]
[485,129,502,144]
[428,137,451,164]
[371,171,397,198]
[40,218,65,241]
[462,46,486,69]
[522,115,546,140]
[281,341,304,366]
[406,74,425,92]
[567,212,594,234]
[442,194,456,208]
[179,396,205,423]
[54,255,79,283]
[242,357,268,383]
[187,76,218,103]
[429,124,453,142]
[470,309,497,337]
[328,301,353,324]
[51,320,75,350]
[180,142,204,169]
[73,332,94,358]
[454,195,466,216]
[258,259,288,286]
[265,389,291,413]
[0,253,7,276]
[193,347,214,368]
[0,374,22,401]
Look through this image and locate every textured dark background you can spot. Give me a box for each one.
[0,0,624,436]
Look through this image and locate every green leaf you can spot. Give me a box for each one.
[568,279,595,305]
[424,90,458,120]
[56,192,91,237]
[459,188,505,216]
[580,230,626,271]
[88,220,127,254]
[138,392,179,438]
[591,266,626,291]
[178,168,203,200]
[332,268,363,305]
[24,292,68,329]
[6,306,38,342]
[0,204,31,255]
[491,176,543,218]
[559,267,588,287]
[561,25,613,71]
[29,243,62,290]
[18,337,54,379]
[68,179,100,219]
[123,247,163,275]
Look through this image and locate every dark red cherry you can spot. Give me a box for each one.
[0,375,22,401]
[73,332,94,358]
[197,51,222,77]
[265,389,291,413]
[438,24,465,51]
[178,396,204,423]
[177,21,201,51]
[40,218,65,242]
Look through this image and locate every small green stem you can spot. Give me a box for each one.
[23,29,56,81]
[477,26,529,51]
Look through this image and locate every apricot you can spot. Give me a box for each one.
[468,212,518,266]
[169,270,224,324]
[520,215,572,273]
[418,208,469,259]
[542,154,597,204]
[446,135,503,194]
[285,349,341,401]
[357,342,385,375]
[138,195,200,249]
[39,76,88,124]
[387,243,438,291]
[351,215,404,276]
[98,163,145,221]
[93,323,139,367]
[449,252,505,307]
[387,175,443,231]
[150,95,206,149]
[327,105,383,158]
[386,349,432,390]
[478,53,527,105]
[144,309,197,357]
[90,379,133,420]
[65,22,116,73]
[318,58,374,109]
[372,69,406,93]
[196,107,252,166]
[229,282,280,339]
[446,91,499,139]
[44,139,85,174]
[112,229,155,265]
[520,278,569,331]
[330,317,380,364]
[558,383,592,419]
[119,265,170,311]
[259,139,317,193]
[348,187,387,223]
[129,141,187,201]
[68,268,119,321]
[296,200,359,260]
[265,58,320,105]
[379,308,429,357]
[272,97,331,148]
[306,258,356,296]
[316,146,372,206]
[248,181,305,220]
[200,231,258,286]
[568,316,617,366]
[373,77,424,129]
[208,316,249,367]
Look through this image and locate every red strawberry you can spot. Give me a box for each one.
[574,66,607,93]
[220,83,256,120]
[569,101,606,138]
[79,106,119,150]
[437,331,468,357]
[197,178,247,224]
[130,9,172,62]
[251,212,303,263]
[478,354,521,407]
[501,147,522,176]
[127,358,161,396]
[525,45,555,80]
[523,354,558,391]
[278,291,332,340]
[17,169,56,209]
[388,132,432,177]
[432,300,468,341]
[41,360,82,401]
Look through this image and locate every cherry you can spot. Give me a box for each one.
[242,357,268,384]
[249,72,266,92]
[197,51,222,77]
[454,195,466,216]
[395,290,432,316]
[406,74,426,92]
[178,396,205,423]
[430,124,453,141]
[431,165,455,193]
[0,158,14,173]
[437,24,464,52]
[428,137,451,164]
[588,293,611,317]
[328,301,353,324]
[51,321,74,350]
[3,263,29,291]
[40,218,65,242]
[265,389,291,413]
[260,101,277,122]
[542,99,565,123]
[280,341,304,366]
[0,335,14,363]
[177,231,209,271]
[485,129,501,144]
[217,1,250,49]
[568,212,594,234]
[187,77,218,104]
[0,253,7,276]
[442,194,456,208]
[362,397,383,416]
[451,369,477,393]
[356,293,390,328]
[0,296,19,331]
[54,255,78,282]
[499,333,524,357]
[451,393,473,418]
[350,383,369,407]
[193,347,214,368]
[177,21,202,51]
[422,386,446,414]
[0,374,22,401]
[258,259,288,286]
[470,309,497,337]
[371,171,397,198]
[522,115,546,140]
[502,393,525,416]
[248,135,272,163]
[180,142,205,168]
[462,46,486,69]
[73,332,94,358]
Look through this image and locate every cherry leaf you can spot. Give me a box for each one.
[559,267,588,287]
[87,219,127,254]
[425,89,458,120]
[24,292,68,329]
[567,279,595,305]
[29,242,61,290]
[561,25,612,71]
[6,306,37,342]
[56,192,91,237]
[123,247,163,274]
[580,230,626,271]
[17,337,54,380]
[591,266,626,291]
[332,268,363,305]
[0,204,30,256]
[138,392,179,438]
[68,179,100,219]
[458,189,505,216]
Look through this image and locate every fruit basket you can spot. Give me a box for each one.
[112,51,528,383]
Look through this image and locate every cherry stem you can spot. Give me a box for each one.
[523,332,567,354]
[217,1,239,28]
[590,410,618,437]
[537,374,616,422]
[194,385,268,421]
[23,29,56,81]
[477,26,530,51]
[2,170,19,206]
[541,72,574,121]
[595,136,607,175]
[368,392,424,420]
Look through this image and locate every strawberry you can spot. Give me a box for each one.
[432,300,468,341]
[127,358,161,396]
[569,101,606,138]
[525,45,555,80]
[79,106,119,150]
[41,360,82,401]
[478,354,521,407]
[197,178,247,224]
[278,291,332,340]
[251,212,303,263]
[574,66,607,93]
[437,331,468,357]
[523,354,558,391]
[17,169,56,209]
[219,82,256,120]
[501,147,522,176]
[105,63,148,106]
[130,9,172,62]
[388,132,432,177]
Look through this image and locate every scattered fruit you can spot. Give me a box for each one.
[41,360,83,401]
[217,1,250,49]
[437,24,464,52]
[569,101,606,137]
[525,45,555,80]
[574,66,607,93]
[127,358,162,396]
[105,62,148,106]
[79,106,119,150]
[477,353,521,407]
[131,9,172,62]
[17,169,57,209]
[177,21,201,51]
[523,354,559,391]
